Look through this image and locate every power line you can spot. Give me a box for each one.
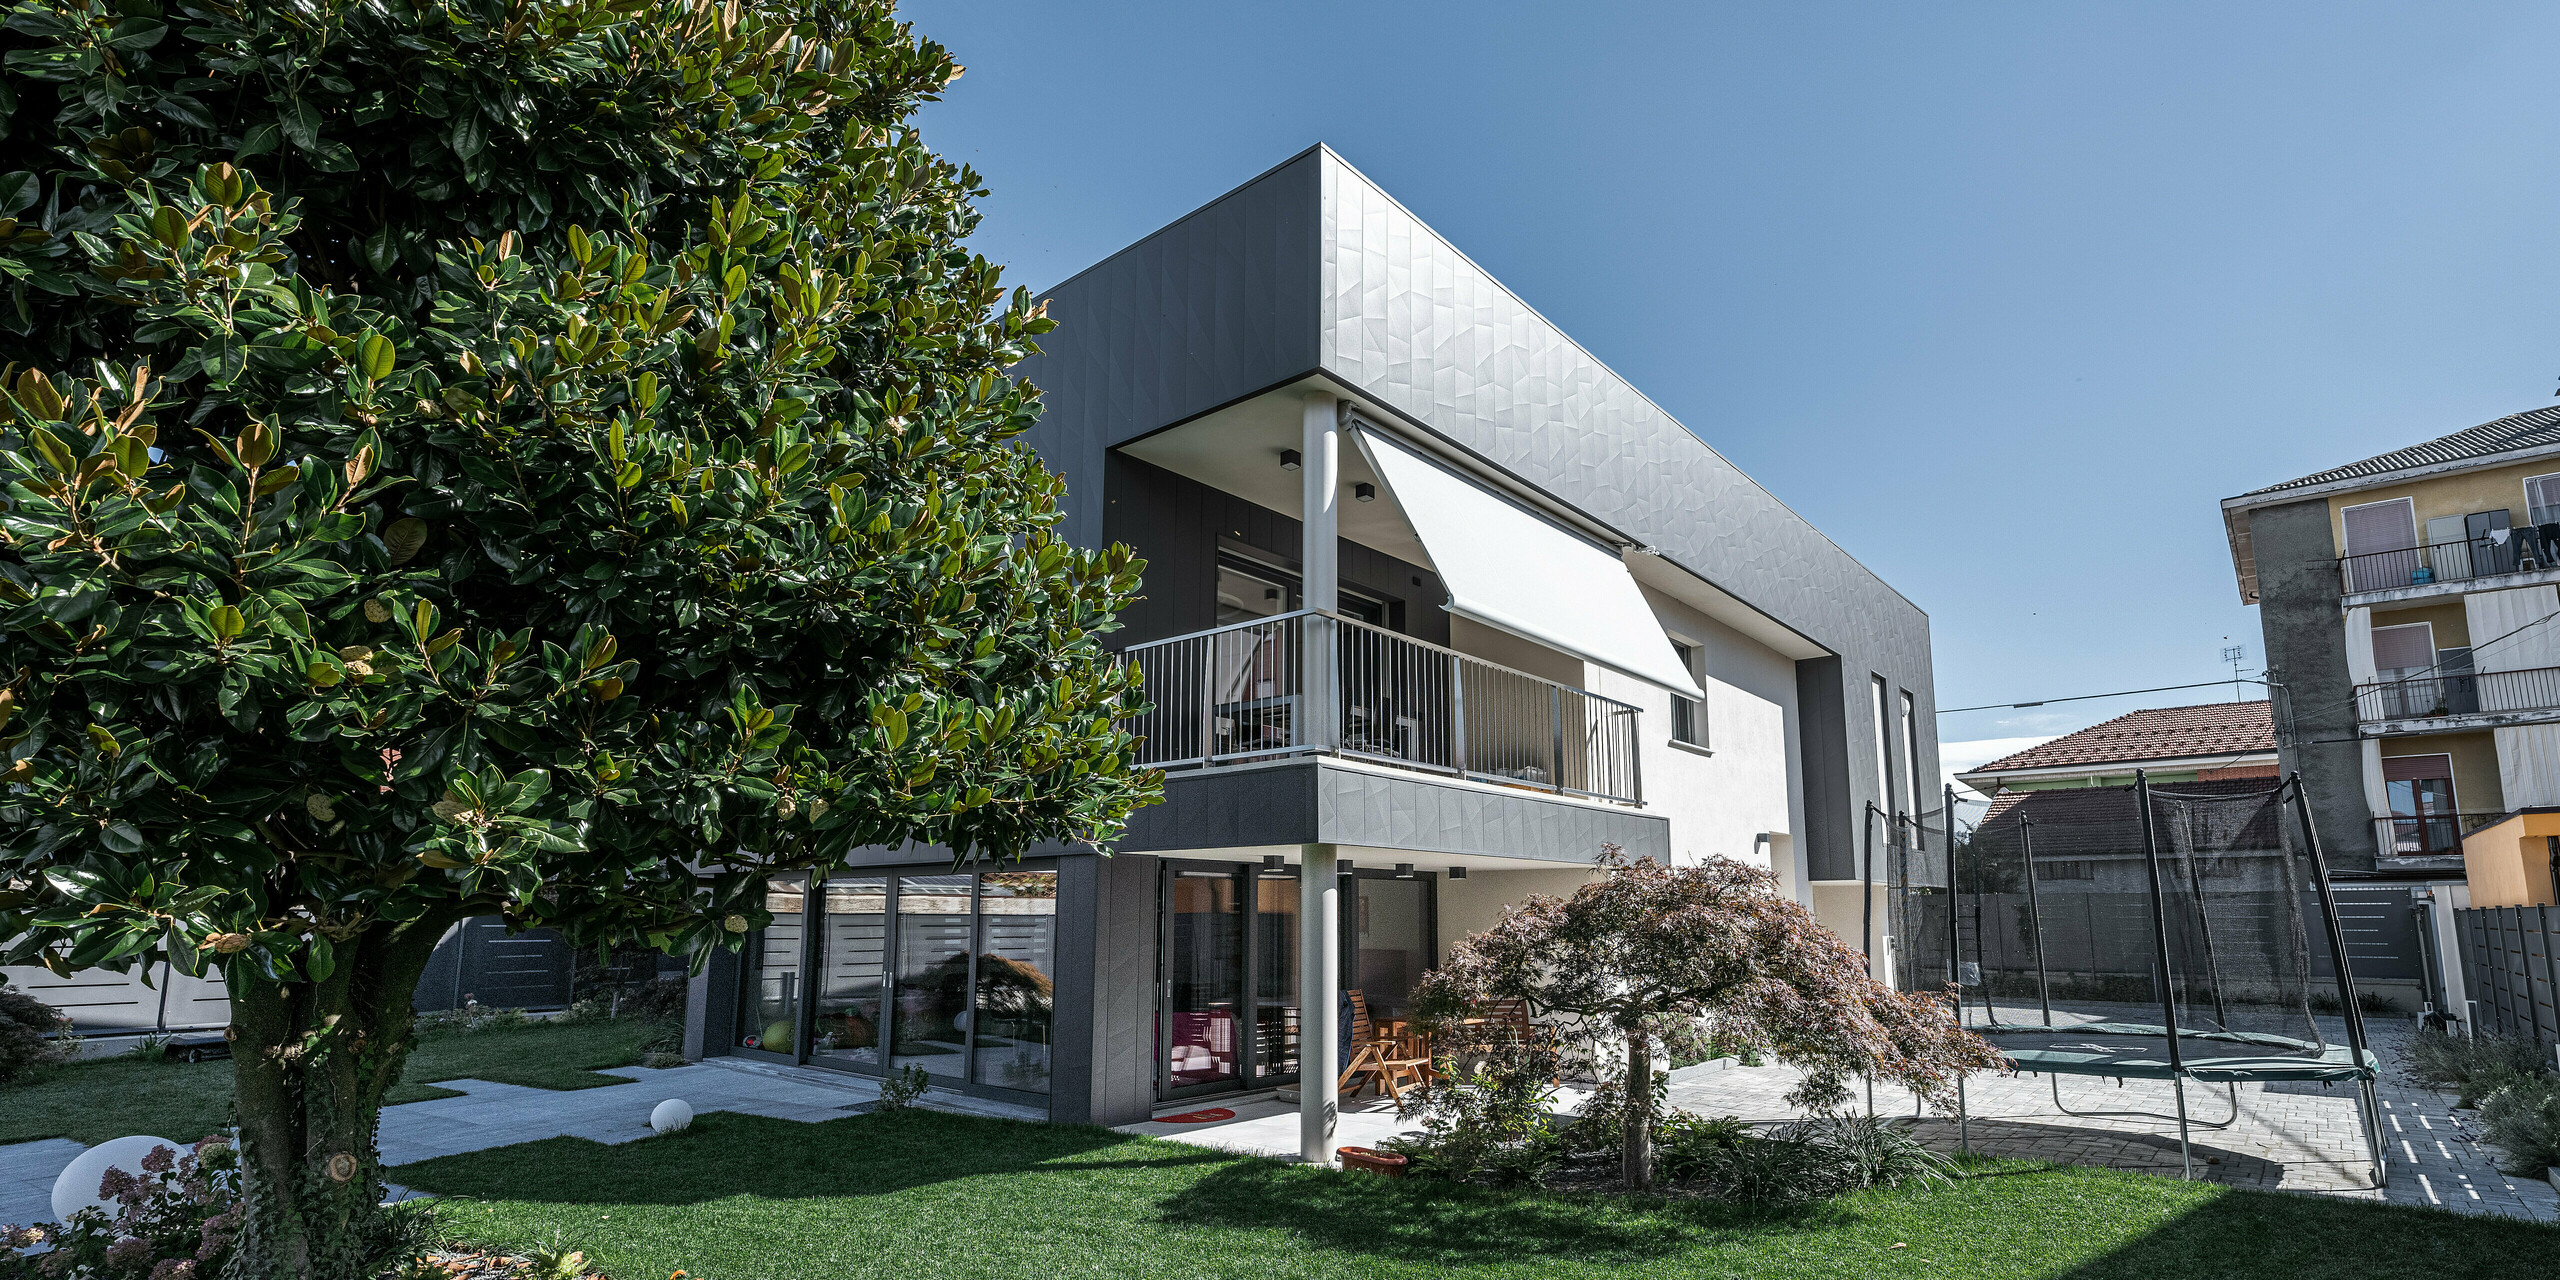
[1937,678,2272,716]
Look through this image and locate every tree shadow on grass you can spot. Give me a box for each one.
[1150,1158,1858,1268]
[2042,1180,2560,1280]
[394,1110,1226,1206]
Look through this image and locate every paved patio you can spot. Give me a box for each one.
[1660,1016,2557,1222]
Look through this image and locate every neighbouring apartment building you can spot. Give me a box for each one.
[2222,405,2560,906]
[678,146,1943,1141]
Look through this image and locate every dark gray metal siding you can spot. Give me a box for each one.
[2251,497,2377,869]
[1101,453,1448,648]
[1016,151,1322,551]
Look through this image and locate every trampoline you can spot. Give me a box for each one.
[1926,772,2385,1185]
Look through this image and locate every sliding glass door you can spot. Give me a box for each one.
[736,865,1059,1103]
[1159,862,1304,1100]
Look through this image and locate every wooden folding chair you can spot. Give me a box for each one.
[1338,989,1433,1105]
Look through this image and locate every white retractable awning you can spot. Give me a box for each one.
[1355,427,1706,700]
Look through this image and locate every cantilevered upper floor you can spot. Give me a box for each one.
[1009,146,1940,886]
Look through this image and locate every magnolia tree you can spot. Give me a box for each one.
[0,1,1159,1275]
[1414,850,2003,1191]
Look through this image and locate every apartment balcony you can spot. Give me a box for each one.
[2337,530,2560,609]
[2354,665,2560,735]
[1124,609,1644,807]
[2370,812,2506,861]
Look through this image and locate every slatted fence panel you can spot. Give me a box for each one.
[2458,905,2560,1044]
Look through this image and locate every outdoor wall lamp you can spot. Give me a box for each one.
[1395,863,1416,878]
[1279,449,1301,471]
[1447,865,1467,880]
[1354,482,1375,502]
[1262,854,1285,870]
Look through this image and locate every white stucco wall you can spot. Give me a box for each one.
[1578,586,1801,884]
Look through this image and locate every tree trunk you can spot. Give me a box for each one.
[224,916,450,1280]
[1621,1030,1654,1191]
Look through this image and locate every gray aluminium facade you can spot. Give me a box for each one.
[1022,145,1937,882]
[681,146,1942,1138]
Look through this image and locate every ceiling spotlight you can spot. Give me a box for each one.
[1280,449,1302,472]
[1354,482,1376,503]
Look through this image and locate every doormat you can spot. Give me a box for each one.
[1155,1107,1236,1124]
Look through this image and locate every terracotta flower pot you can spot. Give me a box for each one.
[1336,1146,1408,1177]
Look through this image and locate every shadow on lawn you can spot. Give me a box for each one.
[396,1110,1223,1205]
[2041,1181,2560,1280]
[1151,1156,1856,1266]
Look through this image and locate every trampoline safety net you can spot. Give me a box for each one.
[1903,777,2376,1085]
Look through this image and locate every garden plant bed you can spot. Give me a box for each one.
[0,1017,674,1147]
[397,1109,2560,1280]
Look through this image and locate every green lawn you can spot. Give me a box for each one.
[398,1109,2557,1280]
[0,1018,671,1147]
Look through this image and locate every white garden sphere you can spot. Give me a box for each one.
[53,1136,179,1222]
[649,1099,694,1135]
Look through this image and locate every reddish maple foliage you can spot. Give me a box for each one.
[1415,847,2005,1190]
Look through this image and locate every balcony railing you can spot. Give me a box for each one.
[1123,609,1644,806]
[2372,811,2509,858]
[2337,527,2559,595]
[2354,665,2560,722]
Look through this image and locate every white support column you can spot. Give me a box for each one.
[1300,392,1339,611]
[1298,842,1341,1164]
[1300,392,1340,752]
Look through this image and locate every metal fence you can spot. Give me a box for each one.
[4,916,577,1035]
[1123,608,1645,805]
[2354,665,2560,722]
[2338,530,2553,595]
[2456,904,2560,1045]
[2370,812,2510,859]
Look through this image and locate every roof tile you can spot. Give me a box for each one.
[2236,405,2560,499]
[1964,701,2274,775]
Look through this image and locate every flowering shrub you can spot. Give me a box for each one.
[0,1138,239,1279]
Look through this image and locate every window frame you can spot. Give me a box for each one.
[1667,637,1707,749]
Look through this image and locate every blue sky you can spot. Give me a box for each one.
[904,1,2560,779]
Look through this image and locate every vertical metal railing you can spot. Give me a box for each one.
[1123,609,1645,805]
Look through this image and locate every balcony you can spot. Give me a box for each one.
[2371,812,2506,860]
[2337,528,2560,607]
[1123,609,1644,806]
[2354,665,2560,734]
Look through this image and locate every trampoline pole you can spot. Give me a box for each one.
[1864,802,1878,1118]
[2173,1076,2194,1180]
[2290,772,2385,1187]
[2134,770,2184,1075]
[2021,818,2053,1028]
[2135,770,2190,1175]
[2179,804,2231,1031]
[1945,785,1965,1024]
[1958,1075,1970,1154]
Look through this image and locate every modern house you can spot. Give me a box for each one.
[1953,702,2277,799]
[678,146,1943,1149]
[2221,406,2560,877]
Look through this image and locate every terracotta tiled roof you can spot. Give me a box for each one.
[1963,702,2275,776]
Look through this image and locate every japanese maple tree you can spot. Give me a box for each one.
[1415,850,2002,1190]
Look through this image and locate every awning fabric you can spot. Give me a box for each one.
[1355,428,1706,700]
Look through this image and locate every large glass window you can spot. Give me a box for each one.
[1165,869,1245,1091]
[1352,875,1431,1021]
[970,872,1058,1093]
[737,877,806,1054]
[893,875,975,1081]
[1251,870,1299,1082]
[1669,640,1705,747]
[812,877,888,1069]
